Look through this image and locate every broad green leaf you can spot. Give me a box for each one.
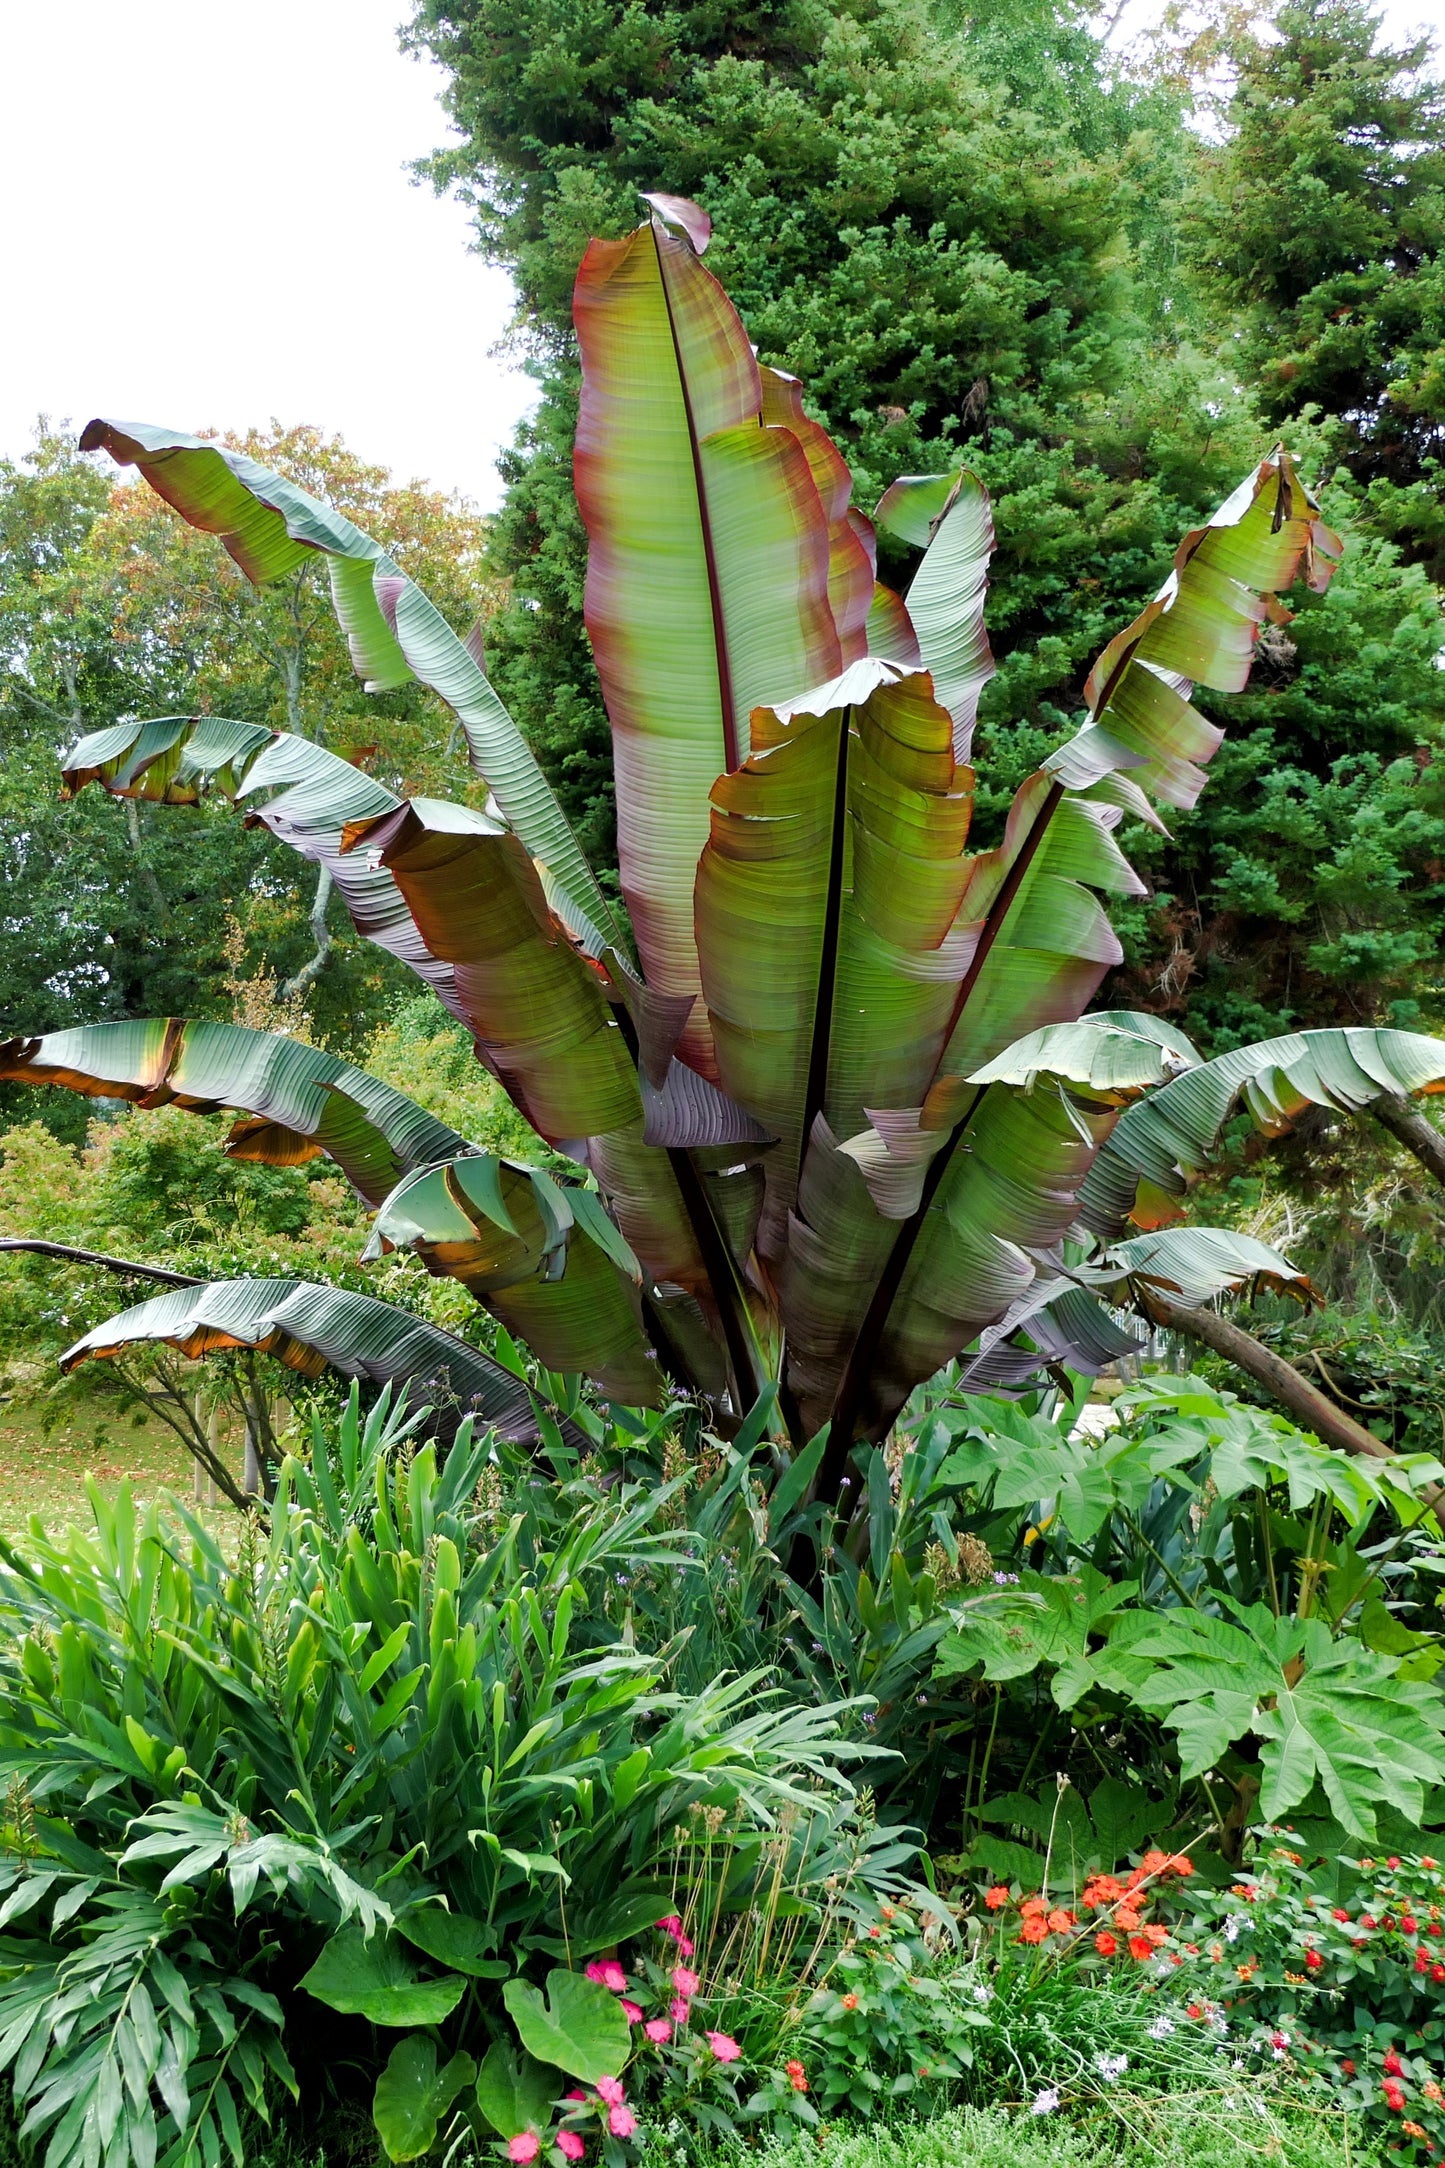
[58,1276,583,1447]
[502,1968,631,2083]
[372,2036,476,2162]
[367,1155,664,1406]
[394,1908,509,1979]
[473,2040,559,2141]
[77,419,625,956]
[0,1019,471,1209]
[935,1567,1135,1685]
[876,468,995,759]
[300,1925,465,2027]
[574,205,843,1076]
[1080,1026,1445,1237]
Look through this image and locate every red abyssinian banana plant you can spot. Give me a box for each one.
[9,193,1445,1492]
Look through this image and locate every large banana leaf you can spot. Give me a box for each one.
[695,657,973,1256]
[61,717,478,1025]
[77,421,625,957]
[60,1279,584,1446]
[1080,1026,1445,1236]
[573,202,844,1075]
[366,1156,664,1405]
[0,1020,471,1209]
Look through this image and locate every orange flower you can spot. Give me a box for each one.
[1020,1895,1048,1918]
[1166,1854,1194,1877]
[1115,1907,1143,1932]
[1082,1875,1124,1908]
[841,1993,859,2011]
[984,1886,1011,1910]
[1128,1934,1153,1961]
[1424,2082,1442,2104]
[1146,1923,1169,1947]
[1095,1931,1118,1956]
[1047,1909,1077,1933]
[1209,1944,1224,1962]
[1236,1963,1256,1981]
[1019,1917,1050,1945]
[1139,1849,1170,1877]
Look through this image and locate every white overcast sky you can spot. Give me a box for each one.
[2,0,1439,514]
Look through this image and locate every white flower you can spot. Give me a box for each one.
[1147,2016,1176,2040]
[1232,2059,1246,2072]
[1031,2088,1061,2116]
[1094,2054,1128,2082]
[972,1985,993,2006]
[1224,1916,1243,1943]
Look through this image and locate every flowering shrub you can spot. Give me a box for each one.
[793,1902,993,2117]
[1164,1835,1445,2158]
[977,1850,1198,1971]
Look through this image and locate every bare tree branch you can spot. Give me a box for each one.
[0,1239,202,1287]
[276,862,334,1002]
[1371,1092,1445,1188]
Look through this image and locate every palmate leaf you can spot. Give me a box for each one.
[77,419,626,957]
[1094,1602,1445,1839]
[59,1278,585,1447]
[0,1019,471,1209]
[1079,1025,1445,1236]
[574,199,845,1076]
[61,716,479,1026]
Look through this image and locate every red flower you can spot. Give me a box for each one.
[785,2061,808,2094]
[1128,1934,1153,1961]
[842,1993,859,2010]
[1305,1949,1324,1971]
[1389,1858,1403,1870]
[1430,1923,1444,1938]
[1385,2084,1407,2113]
[1362,1915,1378,1930]
[1385,2052,1404,2077]
[1333,1909,1351,1923]
[1187,2004,1204,2019]
[1404,1916,1421,1935]
[1432,1964,1445,1984]
[1095,1931,1118,1956]
[985,1886,1011,1910]
[1416,1952,1430,1974]
[1342,2061,1358,2077]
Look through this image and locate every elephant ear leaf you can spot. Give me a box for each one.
[394,1907,509,1979]
[501,1969,630,2084]
[373,2036,476,2163]
[474,2040,560,2141]
[300,1925,465,2027]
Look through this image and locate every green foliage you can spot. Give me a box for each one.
[1183,0,1445,578]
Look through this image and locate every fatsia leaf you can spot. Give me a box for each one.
[0,1020,472,1210]
[59,1278,585,1447]
[1080,1026,1445,1237]
[1098,1603,1445,1838]
[574,205,843,1075]
[77,420,624,955]
[60,717,477,1029]
[875,468,995,759]
[367,1156,665,1405]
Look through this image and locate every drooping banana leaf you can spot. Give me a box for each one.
[695,657,974,1256]
[0,1020,471,1209]
[77,420,625,957]
[60,1279,584,1446]
[61,717,477,1026]
[366,1156,665,1405]
[874,469,995,760]
[760,367,874,666]
[1079,1026,1445,1237]
[573,200,843,1075]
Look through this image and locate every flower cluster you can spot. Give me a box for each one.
[982,1850,1194,1964]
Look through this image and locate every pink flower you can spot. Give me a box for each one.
[585,1961,627,1992]
[507,2139,540,2165]
[608,2106,636,2139]
[557,2137,585,2163]
[657,1915,683,1937]
[706,2032,742,2063]
[675,1935,695,1958]
[644,2018,672,2042]
[565,2091,586,2102]
[671,1966,700,1996]
[670,1998,691,2023]
[621,2000,643,2025]
[595,2076,625,2107]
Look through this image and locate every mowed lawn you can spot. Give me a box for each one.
[0,1389,243,1537]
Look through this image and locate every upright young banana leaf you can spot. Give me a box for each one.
[60,1279,585,1447]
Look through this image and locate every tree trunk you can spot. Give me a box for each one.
[277,863,334,1001]
[1371,1092,1445,1188]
